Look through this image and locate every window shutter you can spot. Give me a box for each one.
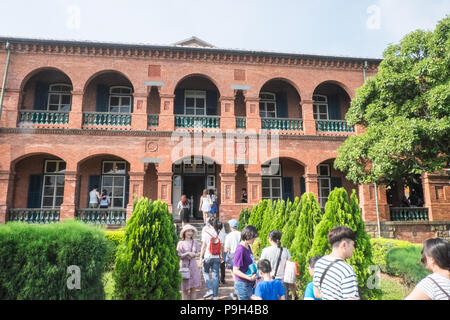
[96,84,109,112]
[174,89,184,114]
[300,177,306,196]
[206,90,218,115]
[34,82,49,110]
[87,175,101,207]
[330,177,342,192]
[124,176,130,208]
[327,94,341,120]
[27,175,43,208]
[276,92,288,118]
[282,177,294,202]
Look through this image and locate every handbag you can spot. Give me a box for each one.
[283,260,297,284]
[180,240,194,280]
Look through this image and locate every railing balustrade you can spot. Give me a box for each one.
[19,110,69,125]
[261,118,303,131]
[8,209,60,223]
[316,120,354,132]
[390,207,429,221]
[175,115,220,129]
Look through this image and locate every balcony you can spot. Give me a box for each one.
[8,208,60,223]
[18,110,69,127]
[261,118,303,131]
[75,208,127,226]
[390,207,429,221]
[148,114,159,128]
[83,112,132,129]
[316,120,354,133]
[175,115,220,129]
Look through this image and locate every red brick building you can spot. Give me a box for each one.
[0,36,448,241]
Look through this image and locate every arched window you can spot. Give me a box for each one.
[109,86,132,113]
[259,92,277,118]
[48,84,72,111]
[313,94,328,120]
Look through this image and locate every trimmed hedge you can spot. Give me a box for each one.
[370,238,420,273]
[0,220,113,300]
[386,246,430,286]
[104,228,126,270]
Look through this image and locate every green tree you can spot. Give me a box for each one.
[238,207,251,231]
[281,197,303,250]
[335,16,450,185]
[113,198,181,300]
[289,193,322,293]
[307,188,381,300]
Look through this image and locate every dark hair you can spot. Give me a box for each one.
[257,259,272,274]
[421,238,450,271]
[209,189,215,195]
[308,256,322,268]
[102,190,107,196]
[328,226,356,247]
[93,185,98,190]
[269,230,282,248]
[241,225,258,241]
[207,214,221,234]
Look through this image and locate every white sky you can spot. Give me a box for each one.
[0,0,448,58]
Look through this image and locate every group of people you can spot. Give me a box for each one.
[177,218,450,300]
[88,185,111,209]
[177,189,219,227]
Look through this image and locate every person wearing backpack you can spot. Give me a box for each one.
[312,226,359,300]
[260,230,293,299]
[200,215,225,300]
[405,238,450,300]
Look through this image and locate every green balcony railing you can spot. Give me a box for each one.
[8,209,60,224]
[236,117,246,129]
[390,207,429,221]
[83,112,132,127]
[148,114,159,127]
[19,110,69,125]
[316,120,354,133]
[75,208,127,226]
[175,115,220,129]
[261,118,303,131]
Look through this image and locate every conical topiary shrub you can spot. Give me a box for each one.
[248,199,270,232]
[238,207,251,231]
[307,188,381,300]
[112,198,181,300]
[281,197,302,250]
[289,193,323,295]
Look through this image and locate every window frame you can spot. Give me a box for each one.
[262,177,283,201]
[259,92,277,118]
[41,160,66,209]
[101,160,127,209]
[47,83,72,112]
[313,94,329,120]
[317,163,331,207]
[109,86,132,114]
[184,90,206,116]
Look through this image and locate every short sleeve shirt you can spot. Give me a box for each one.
[255,279,285,300]
[225,231,241,254]
[304,282,321,300]
[260,246,291,280]
[201,225,225,259]
[233,244,254,283]
[416,273,450,300]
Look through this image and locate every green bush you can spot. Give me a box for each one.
[0,220,113,300]
[113,198,181,300]
[104,228,126,271]
[238,207,251,231]
[370,238,419,272]
[248,199,270,232]
[307,188,381,300]
[386,247,430,286]
[281,197,302,250]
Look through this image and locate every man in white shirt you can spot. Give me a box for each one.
[224,219,241,300]
[89,185,100,208]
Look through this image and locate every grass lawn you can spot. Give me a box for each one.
[379,273,413,300]
[103,271,114,300]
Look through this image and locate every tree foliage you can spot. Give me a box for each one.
[335,16,450,184]
[113,198,181,300]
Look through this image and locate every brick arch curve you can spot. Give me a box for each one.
[255,77,303,100]
[10,151,68,171]
[81,69,135,93]
[312,80,353,100]
[167,72,224,97]
[19,67,74,92]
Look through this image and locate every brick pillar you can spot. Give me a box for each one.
[358,184,390,222]
[305,173,319,200]
[301,99,316,135]
[422,172,450,221]
[219,96,236,131]
[246,164,262,204]
[68,90,83,129]
[126,172,145,218]
[0,89,21,128]
[245,96,261,132]
[132,93,148,131]
[60,171,78,220]
[157,171,173,213]
[0,170,15,224]
[159,94,175,131]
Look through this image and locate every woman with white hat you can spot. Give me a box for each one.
[177,224,202,300]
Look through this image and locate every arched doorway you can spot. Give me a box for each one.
[172,156,220,220]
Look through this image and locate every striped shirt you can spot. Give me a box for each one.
[312,255,359,300]
[416,273,450,300]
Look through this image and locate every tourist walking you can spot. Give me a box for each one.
[260,229,294,299]
[312,226,359,300]
[405,238,450,300]
[304,256,323,300]
[199,189,212,224]
[200,215,225,300]
[233,225,258,300]
[89,185,100,208]
[209,189,219,219]
[251,259,285,300]
[177,224,202,300]
[224,219,241,300]
[177,194,190,227]
[216,221,227,285]
[99,189,110,209]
